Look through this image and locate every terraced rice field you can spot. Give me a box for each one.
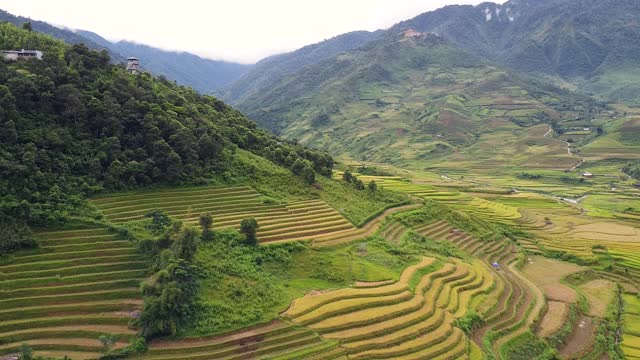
[413,221,545,358]
[92,186,355,243]
[0,228,144,360]
[283,256,488,359]
[622,294,640,359]
[310,204,421,248]
[138,321,340,360]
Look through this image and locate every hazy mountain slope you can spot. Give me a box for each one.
[391,0,640,102]
[0,9,124,62]
[75,30,253,94]
[222,30,383,103]
[0,9,251,93]
[237,31,605,166]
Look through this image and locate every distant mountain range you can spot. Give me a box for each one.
[3,0,640,167]
[0,9,252,93]
[220,0,640,166]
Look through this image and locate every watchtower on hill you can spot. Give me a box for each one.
[126,57,140,74]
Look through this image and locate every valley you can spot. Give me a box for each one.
[2,0,640,359]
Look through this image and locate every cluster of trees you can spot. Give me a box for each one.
[0,22,334,227]
[136,212,203,338]
[136,210,261,338]
[342,170,377,192]
[623,161,640,180]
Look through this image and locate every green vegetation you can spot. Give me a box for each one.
[624,160,640,180]
[0,22,333,227]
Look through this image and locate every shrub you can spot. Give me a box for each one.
[455,310,483,335]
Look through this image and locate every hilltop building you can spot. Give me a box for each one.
[1,49,43,60]
[126,57,140,74]
[403,29,423,38]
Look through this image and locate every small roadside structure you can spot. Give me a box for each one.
[582,172,594,178]
[1,49,43,60]
[492,262,500,270]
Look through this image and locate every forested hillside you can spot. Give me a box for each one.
[0,23,333,226]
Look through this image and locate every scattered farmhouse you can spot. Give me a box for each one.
[1,49,43,60]
[582,172,594,178]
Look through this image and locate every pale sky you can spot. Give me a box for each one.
[0,0,491,63]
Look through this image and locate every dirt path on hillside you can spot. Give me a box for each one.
[559,315,596,357]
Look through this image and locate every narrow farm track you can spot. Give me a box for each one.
[414,220,545,359]
[283,256,493,359]
[91,186,357,244]
[0,228,145,359]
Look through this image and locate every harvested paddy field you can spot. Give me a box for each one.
[521,256,582,303]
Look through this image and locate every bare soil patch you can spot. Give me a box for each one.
[559,314,596,357]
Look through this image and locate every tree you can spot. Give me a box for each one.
[354,178,365,191]
[144,210,172,234]
[240,218,259,246]
[21,22,32,32]
[301,163,316,184]
[368,180,378,192]
[199,212,214,242]
[172,227,199,261]
[342,170,353,183]
[137,259,200,337]
[199,212,213,230]
[0,221,36,256]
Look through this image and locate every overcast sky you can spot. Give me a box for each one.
[1,0,491,63]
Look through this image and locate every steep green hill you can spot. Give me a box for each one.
[0,23,333,226]
[235,31,605,167]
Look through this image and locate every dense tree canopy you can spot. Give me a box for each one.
[0,23,333,226]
